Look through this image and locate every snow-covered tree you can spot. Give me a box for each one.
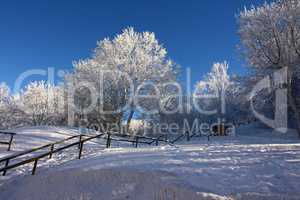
[0,82,10,105]
[68,58,129,130]
[20,81,49,126]
[238,0,300,135]
[70,27,177,131]
[194,61,232,117]
[224,75,255,125]
[0,83,12,128]
[97,27,176,129]
[0,83,27,128]
[18,81,63,126]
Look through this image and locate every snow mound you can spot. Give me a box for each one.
[0,168,228,200]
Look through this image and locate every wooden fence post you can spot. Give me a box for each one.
[106,133,111,148]
[32,159,38,175]
[7,134,14,151]
[49,144,54,159]
[186,131,190,141]
[135,136,139,148]
[78,141,84,159]
[78,135,83,149]
[2,159,9,176]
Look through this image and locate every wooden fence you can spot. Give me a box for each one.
[0,132,171,176]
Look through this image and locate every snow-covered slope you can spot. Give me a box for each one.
[0,126,80,156]
[0,125,300,199]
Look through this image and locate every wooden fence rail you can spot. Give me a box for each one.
[110,133,171,147]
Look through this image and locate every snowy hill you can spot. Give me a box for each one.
[0,125,300,199]
[0,126,80,154]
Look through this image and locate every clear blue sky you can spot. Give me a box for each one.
[0,0,269,89]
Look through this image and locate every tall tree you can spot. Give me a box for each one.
[195,61,232,117]
[71,27,177,131]
[238,0,300,136]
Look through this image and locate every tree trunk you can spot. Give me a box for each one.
[287,69,300,138]
[126,109,135,133]
[288,87,300,138]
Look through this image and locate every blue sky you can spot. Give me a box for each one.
[0,0,269,89]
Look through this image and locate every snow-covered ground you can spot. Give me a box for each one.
[0,124,300,199]
[0,126,80,154]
